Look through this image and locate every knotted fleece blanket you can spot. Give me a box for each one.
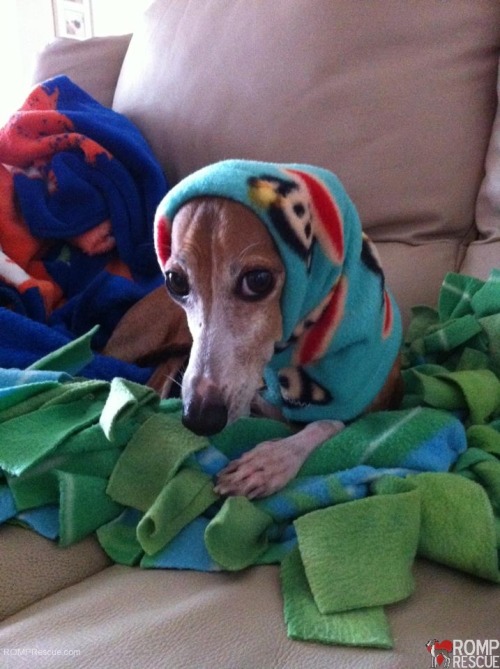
[154,159,402,422]
[1,270,499,650]
[0,76,167,382]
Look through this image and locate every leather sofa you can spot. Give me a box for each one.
[1,1,499,666]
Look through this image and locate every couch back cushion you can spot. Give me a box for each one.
[462,63,500,280]
[113,0,500,316]
[33,35,131,109]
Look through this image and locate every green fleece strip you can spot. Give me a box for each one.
[58,470,122,546]
[281,548,393,649]
[106,412,209,512]
[294,477,420,615]
[407,473,500,582]
[205,496,274,570]
[137,468,218,555]
[28,326,98,375]
[0,383,109,476]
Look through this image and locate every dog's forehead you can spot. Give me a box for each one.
[171,197,281,261]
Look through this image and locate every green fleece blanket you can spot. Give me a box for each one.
[1,271,499,650]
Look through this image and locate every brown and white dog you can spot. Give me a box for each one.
[154,161,403,499]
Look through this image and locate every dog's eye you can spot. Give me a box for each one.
[238,270,275,300]
[165,270,190,298]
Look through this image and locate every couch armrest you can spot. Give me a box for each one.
[0,526,111,621]
[31,34,132,108]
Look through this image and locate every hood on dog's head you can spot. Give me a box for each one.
[154,159,402,423]
[154,159,356,341]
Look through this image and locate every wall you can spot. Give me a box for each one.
[0,0,152,123]
[18,0,56,75]
[0,0,54,121]
[92,0,152,36]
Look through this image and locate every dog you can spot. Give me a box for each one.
[426,640,452,668]
[154,160,403,499]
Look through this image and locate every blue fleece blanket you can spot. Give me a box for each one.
[0,335,466,566]
[0,76,167,382]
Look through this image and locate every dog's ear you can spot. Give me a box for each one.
[103,286,191,366]
[154,213,171,268]
[103,284,191,400]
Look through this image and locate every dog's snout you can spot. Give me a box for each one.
[182,384,228,436]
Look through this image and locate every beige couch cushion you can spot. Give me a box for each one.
[32,35,131,108]
[1,560,499,669]
[112,0,500,319]
[113,0,499,245]
[462,62,500,279]
[0,527,110,621]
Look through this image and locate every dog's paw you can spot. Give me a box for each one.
[214,420,344,499]
[214,440,303,499]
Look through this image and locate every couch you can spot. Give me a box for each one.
[1,1,499,666]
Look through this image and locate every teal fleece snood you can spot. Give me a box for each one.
[154,160,402,423]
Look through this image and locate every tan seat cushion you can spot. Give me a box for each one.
[1,558,499,669]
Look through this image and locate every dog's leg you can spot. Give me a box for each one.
[214,419,345,499]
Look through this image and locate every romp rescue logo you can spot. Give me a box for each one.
[426,639,500,668]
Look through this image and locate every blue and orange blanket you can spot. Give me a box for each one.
[1,270,499,649]
[0,76,167,382]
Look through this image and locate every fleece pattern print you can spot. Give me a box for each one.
[0,76,168,381]
[155,159,402,422]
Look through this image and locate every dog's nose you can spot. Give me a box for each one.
[182,386,228,436]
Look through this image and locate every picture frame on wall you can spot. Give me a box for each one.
[52,0,93,40]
